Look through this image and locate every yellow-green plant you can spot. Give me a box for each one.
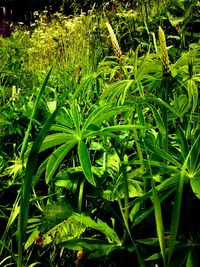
[159,26,170,76]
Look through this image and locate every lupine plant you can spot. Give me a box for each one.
[0,2,199,267]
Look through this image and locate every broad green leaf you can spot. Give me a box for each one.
[78,140,95,186]
[45,141,76,184]
[74,214,121,244]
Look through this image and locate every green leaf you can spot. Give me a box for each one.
[70,101,81,133]
[102,80,135,104]
[42,216,86,245]
[40,133,76,152]
[61,238,117,252]
[148,104,166,138]
[167,136,200,266]
[74,214,121,244]
[24,228,40,250]
[20,67,53,159]
[51,124,77,135]
[187,79,198,113]
[186,249,198,267]
[45,141,76,184]
[151,186,166,266]
[136,238,159,246]
[18,105,60,267]
[78,140,95,186]
[190,178,200,199]
[176,124,189,160]
[145,143,182,169]
[0,240,17,263]
[145,96,180,117]
[82,105,129,131]
[32,157,48,186]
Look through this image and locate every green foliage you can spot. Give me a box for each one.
[0,2,200,267]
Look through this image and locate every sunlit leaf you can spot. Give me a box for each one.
[78,140,95,186]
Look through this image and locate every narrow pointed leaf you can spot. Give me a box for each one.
[45,141,76,184]
[78,140,95,186]
[17,106,59,267]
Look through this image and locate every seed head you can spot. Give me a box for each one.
[106,22,122,60]
[159,26,170,76]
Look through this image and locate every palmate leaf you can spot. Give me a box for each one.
[144,95,180,118]
[45,141,77,184]
[102,80,135,104]
[85,125,148,140]
[82,105,130,131]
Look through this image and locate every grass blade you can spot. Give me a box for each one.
[17,106,60,267]
[20,67,52,160]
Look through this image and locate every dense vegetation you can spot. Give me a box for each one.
[0,0,200,266]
